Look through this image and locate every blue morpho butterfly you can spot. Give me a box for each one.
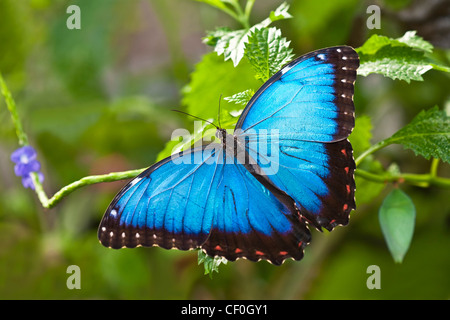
[98,46,359,265]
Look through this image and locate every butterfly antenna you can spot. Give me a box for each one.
[171,110,218,129]
[218,94,223,129]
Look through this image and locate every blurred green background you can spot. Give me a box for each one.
[1,0,449,299]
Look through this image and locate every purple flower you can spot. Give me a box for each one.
[11,145,44,190]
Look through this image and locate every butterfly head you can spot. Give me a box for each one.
[215,128,228,141]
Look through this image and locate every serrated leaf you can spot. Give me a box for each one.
[203,27,232,47]
[198,250,227,278]
[207,2,292,66]
[357,34,396,55]
[224,89,254,106]
[268,2,292,22]
[253,2,292,31]
[356,31,449,82]
[379,189,416,263]
[397,31,433,53]
[245,27,294,82]
[213,29,249,66]
[357,31,433,55]
[385,106,450,163]
[358,45,433,82]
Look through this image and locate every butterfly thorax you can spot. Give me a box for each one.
[215,127,266,180]
[216,128,238,159]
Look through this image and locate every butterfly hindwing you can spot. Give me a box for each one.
[202,151,310,265]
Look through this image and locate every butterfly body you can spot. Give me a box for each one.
[99,46,359,265]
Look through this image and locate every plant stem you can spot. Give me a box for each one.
[355,138,449,188]
[31,172,50,207]
[356,168,450,188]
[43,168,146,209]
[244,0,255,21]
[355,139,391,166]
[0,73,28,146]
[229,0,250,28]
[430,158,439,177]
[216,0,250,29]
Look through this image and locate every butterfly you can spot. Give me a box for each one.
[98,46,359,265]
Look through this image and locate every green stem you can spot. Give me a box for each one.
[211,0,250,29]
[0,73,28,146]
[215,4,242,26]
[430,158,439,177]
[355,139,391,166]
[244,0,255,21]
[31,172,50,207]
[228,0,249,28]
[355,139,449,188]
[44,168,146,209]
[429,63,450,73]
[356,168,450,188]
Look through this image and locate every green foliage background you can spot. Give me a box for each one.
[0,0,449,299]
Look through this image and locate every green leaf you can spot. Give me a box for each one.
[379,189,416,263]
[203,27,232,47]
[224,89,254,106]
[182,52,259,120]
[212,28,249,67]
[358,45,433,82]
[356,31,449,82]
[198,250,227,278]
[357,31,432,55]
[397,31,433,53]
[245,27,294,82]
[385,106,450,163]
[204,2,292,66]
[250,1,292,32]
[267,1,292,22]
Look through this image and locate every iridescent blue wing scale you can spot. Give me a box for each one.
[236,46,359,231]
[98,145,310,265]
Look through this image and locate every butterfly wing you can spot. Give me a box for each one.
[98,144,310,265]
[236,46,359,230]
[98,146,217,250]
[202,147,310,265]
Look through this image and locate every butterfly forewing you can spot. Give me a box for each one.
[236,46,359,231]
